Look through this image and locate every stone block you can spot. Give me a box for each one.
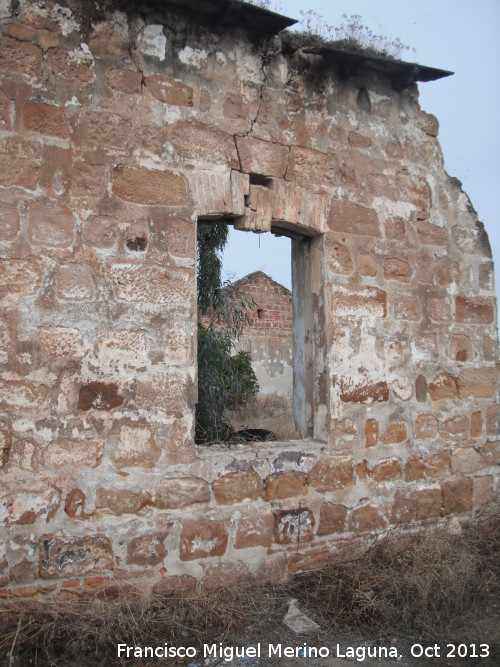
[127,534,167,566]
[179,518,228,561]
[38,327,83,360]
[106,68,142,94]
[425,450,450,479]
[457,367,498,399]
[370,459,401,482]
[56,264,95,301]
[384,258,412,282]
[234,509,274,549]
[144,75,193,106]
[486,403,499,436]
[234,184,272,232]
[28,203,75,248]
[473,476,494,508]
[1,483,60,526]
[78,381,123,411]
[317,503,346,535]
[39,534,113,578]
[64,488,89,520]
[380,422,407,445]
[451,447,482,474]
[328,200,380,236]
[42,438,104,468]
[348,505,386,532]
[338,377,389,404]
[0,202,19,240]
[152,575,197,595]
[273,508,314,544]
[112,166,186,206]
[482,442,500,467]
[435,258,460,286]
[385,218,406,240]
[71,162,107,197]
[188,169,249,218]
[450,335,472,363]
[415,414,438,440]
[0,156,41,189]
[307,455,354,492]
[0,260,43,297]
[270,179,328,233]
[82,216,118,248]
[168,121,240,169]
[442,478,473,515]
[112,425,160,468]
[418,111,439,137]
[286,145,339,190]
[442,416,469,442]
[155,476,210,509]
[235,136,288,178]
[456,296,494,324]
[416,220,447,245]
[404,455,426,481]
[327,240,354,275]
[0,378,49,411]
[359,254,378,276]
[427,297,451,323]
[390,490,417,524]
[365,418,379,447]
[264,471,307,500]
[452,225,491,256]
[330,285,387,318]
[470,411,483,438]
[394,294,421,321]
[0,36,42,79]
[107,260,193,305]
[428,372,458,401]
[416,488,442,519]
[212,467,263,505]
[47,47,94,83]
[96,488,152,515]
[23,101,68,139]
[0,428,10,468]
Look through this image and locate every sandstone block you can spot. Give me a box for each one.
[457,367,497,399]
[317,503,347,535]
[168,121,239,169]
[56,264,95,301]
[450,335,472,363]
[473,476,494,508]
[112,425,160,468]
[145,75,193,106]
[394,294,421,321]
[442,415,469,441]
[113,166,186,206]
[0,202,19,240]
[2,484,60,526]
[270,179,328,233]
[127,534,167,566]
[416,220,447,245]
[404,454,426,482]
[286,145,339,190]
[179,518,228,561]
[452,225,491,256]
[307,455,354,492]
[188,169,248,219]
[39,534,113,578]
[0,36,42,79]
[234,509,274,549]
[416,488,442,519]
[456,296,494,324]
[96,488,152,515]
[78,381,123,411]
[0,260,43,297]
[337,377,389,404]
[107,260,193,305]
[234,184,272,232]
[482,442,500,467]
[82,216,118,248]
[330,285,386,318]
[235,136,288,178]
[358,253,378,276]
[428,372,458,401]
[328,200,380,236]
[106,68,142,94]
[64,488,89,520]
[0,428,11,468]
[370,459,401,482]
[28,203,75,248]
[418,111,439,137]
[38,327,83,360]
[327,241,354,275]
[486,403,499,436]
[365,418,379,447]
[442,478,473,515]
[415,414,438,440]
[425,450,450,479]
[380,422,407,445]
[384,258,412,282]
[0,156,40,189]
[385,218,406,240]
[212,467,263,505]
[155,476,210,509]
[435,258,460,286]
[23,101,68,139]
[0,378,48,411]
[427,297,451,323]
[348,505,386,532]
[390,490,417,524]
[42,438,104,468]
[470,411,483,438]
[71,162,107,197]
[451,447,482,474]
[273,508,314,544]
[264,471,307,500]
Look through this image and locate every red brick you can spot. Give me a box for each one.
[71,162,107,197]
[212,467,263,505]
[273,508,314,544]
[0,36,42,79]
[28,203,75,248]
[457,367,498,399]
[0,259,43,297]
[0,155,40,189]
[152,575,197,595]
[145,75,193,106]
[39,534,113,578]
[442,478,473,515]
[264,471,307,500]
[317,503,346,535]
[416,220,447,245]
[0,202,19,240]
[168,121,239,169]
[348,505,386,532]
[23,101,68,139]
[307,455,354,492]
[390,490,417,524]
[235,136,288,178]
[331,285,387,318]
[179,518,228,561]
[156,476,210,509]
[428,372,457,401]
[127,534,167,566]
[338,377,389,404]
[416,488,442,519]
[106,68,143,94]
[112,166,186,205]
[234,509,274,549]
[328,200,380,236]
[96,488,152,515]
[456,296,494,324]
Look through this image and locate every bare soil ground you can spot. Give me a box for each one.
[1,515,499,667]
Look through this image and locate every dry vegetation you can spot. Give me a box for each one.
[1,516,499,666]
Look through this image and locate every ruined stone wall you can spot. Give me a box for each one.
[0,0,498,597]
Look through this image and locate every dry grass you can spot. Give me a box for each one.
[1,515,499,666]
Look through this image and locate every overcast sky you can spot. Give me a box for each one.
[223,1,500,328]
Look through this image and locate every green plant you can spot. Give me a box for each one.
[196,224,259,444]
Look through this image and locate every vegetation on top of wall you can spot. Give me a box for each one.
[196,224,259,445]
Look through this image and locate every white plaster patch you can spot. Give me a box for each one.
[179,46,207,69]
[373,196,416,218]
[392,378,412,401]
[18,1,79,36]
[0,0,12,19]
[215,51,227,66]
[68,43,94,67]
[138,24,166,61]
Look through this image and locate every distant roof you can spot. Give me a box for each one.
[230,271,291,296]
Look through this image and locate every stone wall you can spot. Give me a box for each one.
[0,0,498,597]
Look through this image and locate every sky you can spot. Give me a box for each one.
[223,0,500,328]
